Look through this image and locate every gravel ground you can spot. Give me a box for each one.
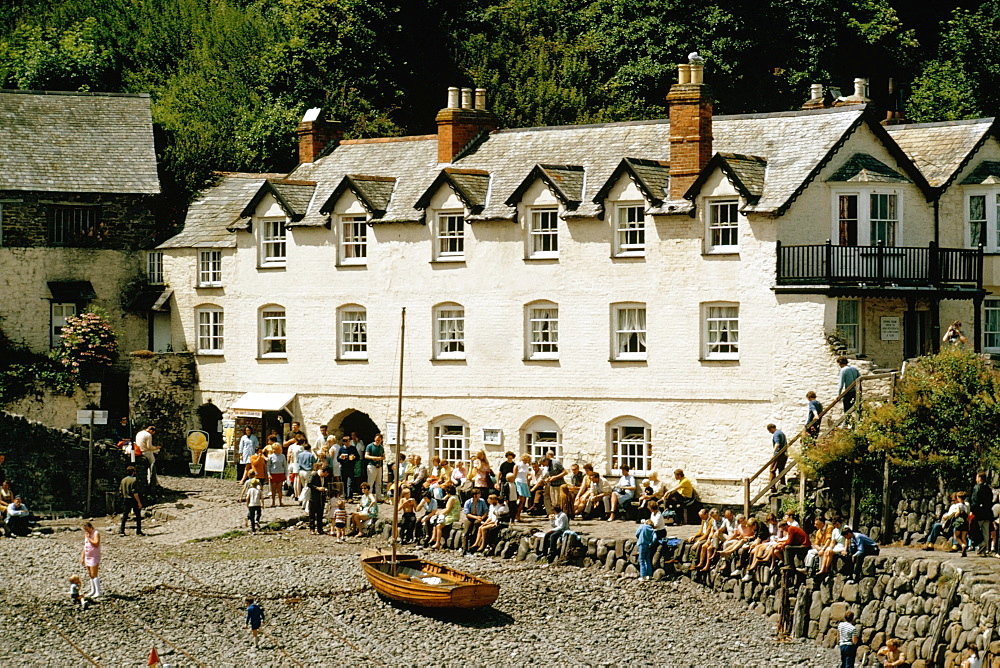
[0,476,839,667]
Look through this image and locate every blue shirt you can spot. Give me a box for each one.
[839,365,861,393]
[850,532,878,557]
[771,429,787,454]
[635,522,656,548]
[463,498,487,517]
[807,399,823,424]
[296,450,317,473]
[245,603,265,626]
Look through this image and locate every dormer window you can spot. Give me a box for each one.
[529,208,558,258]
[435,212,465,261]
[707,199,739,252]
[614,204,645,257]
[260,217,287,266]
[340,214,367,264]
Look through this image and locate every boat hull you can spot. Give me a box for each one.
[360,555,500,609]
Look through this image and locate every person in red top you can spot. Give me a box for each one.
[775,520,810,565]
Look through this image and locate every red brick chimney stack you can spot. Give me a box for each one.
[667,57,713,200]
[297,108,343,164]
[436,86,498,164]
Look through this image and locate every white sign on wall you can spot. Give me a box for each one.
[880,316,901,341]
[234,409,262,419]
[482,428,503,445]
[385,422,406,445]
[76,410,108,425]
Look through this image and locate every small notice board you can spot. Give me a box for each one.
[204,449,227,473]
[880,316,901,341]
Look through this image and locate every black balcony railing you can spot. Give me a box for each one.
[776,241,983,288]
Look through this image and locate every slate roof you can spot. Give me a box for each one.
[506,164,585,209]
[684,153,768,204]
[158,173,282,248]
[240,179,317,221]
[414,168,491,216]
[0,89,159,194]
[167,105,910,246]
[885,118,996,189]
[826,153,910,183]
[317,175,396,218]
[960,161,1000,185]
[592,158,671,207]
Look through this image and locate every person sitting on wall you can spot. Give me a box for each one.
[6,495,30,536]
[608,464,636,522]
[842,526,879,583]
[662,469,697,519]
[584,472,614,519]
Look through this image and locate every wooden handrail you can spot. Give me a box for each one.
[743,371,898,516]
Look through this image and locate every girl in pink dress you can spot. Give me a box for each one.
[81,521,102,599]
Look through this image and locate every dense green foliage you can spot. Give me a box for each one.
[795,349,1000,480]
[0,0,992,214]
[0,329,77,406]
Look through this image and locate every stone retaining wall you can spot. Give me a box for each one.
[384,519,1000,668]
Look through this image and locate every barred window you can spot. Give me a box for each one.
[50,206,98,245]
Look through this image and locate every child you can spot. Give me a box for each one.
[245,596,265,648]
[332,499,348,540]
[246,479,263,533]
[69,574,87,610]
[635,521,656,582]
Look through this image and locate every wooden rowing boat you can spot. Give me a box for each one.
[358,308,501,610]
[360,553,500,609]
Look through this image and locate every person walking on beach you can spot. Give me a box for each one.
[245,597,265,648]
[81,521,102,599]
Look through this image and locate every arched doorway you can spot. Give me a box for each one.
[196,401,224,448]
[339,410,380,446]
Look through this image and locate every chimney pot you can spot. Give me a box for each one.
[690,63,704,84]
[810,83,823,101]
[474,88,487,111]
[854,78,867,99]
[677,63,691,85]
[461,88,474,109]
[447,87,460,109]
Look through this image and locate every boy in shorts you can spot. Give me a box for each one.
[245,596,265,647]
[332,499,349,540]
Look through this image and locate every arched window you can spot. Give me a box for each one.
[338,304,367,359]
[195,304,224,355]
[525,301,558,360]
[259,305,286,358]
[522,416,561,460]
[431,416,469,464]
[608,416,651,476]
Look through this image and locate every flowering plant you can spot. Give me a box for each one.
[55,310,119,373]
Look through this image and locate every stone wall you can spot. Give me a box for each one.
[128,351,198,471]
[396,519,1000,668]
[0,411,121,513]
[0,191,157,249]
[4,383,102,431]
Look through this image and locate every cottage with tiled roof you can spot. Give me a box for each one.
[0,91,161,392]
[155,61,996,502]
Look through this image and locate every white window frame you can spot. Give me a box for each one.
[338,306,368,360]
[836,298,861,353]
[831,189,903,247]
[609,419,651,476]
[614,203,646,257]
[434,303,465,359]
[196,307,224,355]
[528,208,559,259]
[612,303,647,361]
[523,417,562,461]
[51,302,77,348]
[259,217,287,266]
[985,298,1000,353]
[966,190,1000,251]
[432,418,469,464]
[707,199,739,252]
[260,307,287,358]
[147,251,164,285]
[198,250,222,287]
[703,302,740,360]
[339,214,368,265]
[526,302,558,360]
[435,211,465,261]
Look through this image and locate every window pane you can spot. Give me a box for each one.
[436,308,465,356]
[869,193,897,246]
[617,206,645,253]
[615,306,647,357]
[147,252,163,284]
[435,424,468,463]
[197,309,224,353]
[611,424,650,475]
[262,219,286,261]
[341,216,367,260]
[262,310,286,354]
[437,214,465,257]
[529,306,558,357]
[986,299,1000,351]
[709,201,739,248]
[530,209,558,255]
[706,305,739,357]
[836,299,860,351]
[340,309,367,357]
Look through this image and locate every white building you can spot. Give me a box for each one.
[154,66,997,501]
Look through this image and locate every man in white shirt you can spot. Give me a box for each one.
[609,464,636,521]
[545,507,570,561]
[238,427,258,483]
[135,425,159,487]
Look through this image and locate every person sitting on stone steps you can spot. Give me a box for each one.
[692,508,723,571]
[924,492,968,554]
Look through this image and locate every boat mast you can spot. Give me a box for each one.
[392,307,405,575]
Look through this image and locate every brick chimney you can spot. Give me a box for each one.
[297,108,343,164]
[667,57,713,200]
[435,87,498,164]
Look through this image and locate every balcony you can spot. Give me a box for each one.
[776,241,983,293]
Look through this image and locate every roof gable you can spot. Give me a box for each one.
[886,118,997,189]
[239,179,317,221]
[826,153,911,183]
[960,161,1000,185]
[318,174,396,218]
[505,164,584,209]
[592,158,670,207]
[684,153,766,203]
[414,168,490,215]
[0,89,160,194]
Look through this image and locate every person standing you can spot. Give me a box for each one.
[365,434,385,502]
[246,479,263,533]
[767,424,788,485]
[337,436,361,499]
[542,451,567,515]
[971,472,994,555]
[838,610,860,668]
[135,425,160,488]
[244,597,265,648]
[805,391,823,439]
[81,521,102,599]
[238,427,258,483]
[943,320,968,346]
[266,440,287,507]
[307,464,329,535]
[283,421,303,450]
[635,520,656,582]
[118,466,144,536]
[837,357,861,413]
